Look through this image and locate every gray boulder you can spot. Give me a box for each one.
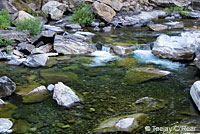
[53,82,82,107]
[53,35,94,55]
[23,54,48,67]
[43,25,64,33]
[0,30,30,42]
[0,76,16,98]
[17,42,35,53]
[149,24,168,31]
[0,0,17,14]
[152,32,200,60]
[65,24,82,29]
[93,1,116,22]
[32,30,56,46]
[42,1,67,20]
[8,58,26,66]
[31,44,52,54]
[150,0,191,7]
[97,0,123,11]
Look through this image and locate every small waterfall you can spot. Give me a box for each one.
[133,50,184,70]
[102,46,110,52]
[90,45,116,67]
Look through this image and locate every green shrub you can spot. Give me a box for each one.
[69,3,95,26]
[164,6,189,13]
[0,10,11,30]
[43,10,49,19]
[15,18,42,37]
[0,34,13,47]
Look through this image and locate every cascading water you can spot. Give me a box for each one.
[133,50,184,70]
[90,46,117,67]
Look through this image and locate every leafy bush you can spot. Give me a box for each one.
[0,34,13,47]
[43,10,49,19]
[69,3,95,26]
[0,10,12,30]
[15,18,42,37]
[164,6,187,13]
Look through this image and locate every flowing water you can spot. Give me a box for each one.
[1,19,200,134]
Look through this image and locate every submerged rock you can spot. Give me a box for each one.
[116,58,138,68]
[53,82,82,107]
[152,32,200,61]
[122,67,170,85]
[133,97,167,112]
[0,76,16,98]
[149,24,168,31]
[23,54,48,67]
[40,68,81,84]
[23,86,50,103]
[94,113,147,133]
[0,102,17,118]
[0,118,13,133]
[13,120,30,134]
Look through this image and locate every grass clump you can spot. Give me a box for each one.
[0,10,12,30]
[15,18,42,37]
[69,3,95,26]
[0,34,13,47]
[164,6,190,13]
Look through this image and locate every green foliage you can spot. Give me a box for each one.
[164,6,190,13]
[0,34,13,47]
[0,9,11,30]
[43,10,49,19]
[15,18,42,37]
[69,3,95,26]
[28,9,39,17]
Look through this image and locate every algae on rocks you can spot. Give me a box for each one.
[94,113,147,133]
[122,67,170,85]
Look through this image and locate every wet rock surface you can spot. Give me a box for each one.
[0,76,16,98]
[94,113,147,133]
[53,82,82,107]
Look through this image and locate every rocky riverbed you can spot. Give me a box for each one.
[1,0,200,133]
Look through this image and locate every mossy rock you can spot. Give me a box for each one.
[16,82,41,96]
[22,90,50,103]
[133,97,167,112]
[94,113,147,133]
[13,120,30,134]
[62,64,79,71]
[122,67,170,85]
[15,75,41,95]
[116,58,138,68]
[46,58,58,67]
[0,102,17,118]
[40,68,81,85]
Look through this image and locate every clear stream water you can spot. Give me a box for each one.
[1,19,200,134]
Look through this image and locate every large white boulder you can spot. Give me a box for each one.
[152,32,200,60]
[42,1,67,20]
[190,81,200,111]
[53,82,82,107]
